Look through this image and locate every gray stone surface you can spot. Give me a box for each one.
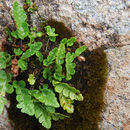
[100,45,130,130]
[0,0,130,129]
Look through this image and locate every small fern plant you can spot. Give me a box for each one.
[0,0,86,129]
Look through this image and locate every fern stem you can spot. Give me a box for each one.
[45,39,49,52]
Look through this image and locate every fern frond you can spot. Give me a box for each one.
[53,39,66,81]
[0,70,13,114]
[34,102,52,129]
[30,85,59,108]
[34,102,68,129]
[65,52,76,80]
[52,112,69,121]
[59,94,74,113]
[53,64,64,81]
[56,39,66,65]
[13,80,35,116]
[66,45,86,80]
[52,80,83,101]
[0,52,11,69]
[13,1,29,39]
[43,47,58,66]
[21,42,42,59]
[0,97,7,114]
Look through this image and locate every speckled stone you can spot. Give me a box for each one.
[100,45,130,130]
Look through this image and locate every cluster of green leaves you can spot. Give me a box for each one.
[0,0,87,129]
[42,37,86,114]
[0,52,11,69]
[45,26,58,42]
[13,80,68,129]
[18,42,43,70]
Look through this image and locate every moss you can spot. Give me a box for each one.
[7,20,108,130]
[39,19,74,42]
[51,48,108,130]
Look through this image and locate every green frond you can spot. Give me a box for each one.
[13,80,35,116]
[13,1,29,39]
[43,47,58,66]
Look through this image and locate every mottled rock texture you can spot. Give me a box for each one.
[0,0,130,130]
[100,45,130,130]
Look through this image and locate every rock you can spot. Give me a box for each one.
[30,0,130,50]
[0,0,130,129]
[100,45,130,129]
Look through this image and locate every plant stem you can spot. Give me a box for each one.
[45,39,49,52]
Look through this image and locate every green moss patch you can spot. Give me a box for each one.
[7,47,108,130]
[6,19,108,130]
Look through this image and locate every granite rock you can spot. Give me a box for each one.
[100,45,130,130]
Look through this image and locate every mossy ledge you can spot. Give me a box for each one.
[7,20,108,130]
[7,48,108,130]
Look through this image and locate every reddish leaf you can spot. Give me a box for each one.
[11,57,19,77]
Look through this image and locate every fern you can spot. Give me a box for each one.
[53,39,66,81]
[51,112,69,121]
[14,48,23,56]
[28,74,35,85]
[45,26,58,42]
[18,59,28,70]
[34,102,52,129]
[0,70,13,114]
[30,84,59,108]
[18,42,42,70]
[52,80,83,113]
[13,80,35,116]
[13,1,29,39]
[1,1,87,128]
[21,42,42,59]
[59,94,74,113]
[53,64,65,81]
[42,68,53,82]
[66,45,86,80]
[73,45,86,58]
[43,47,58,66]
[52,80,83,101]
[65,52,76,80]
[67,37,76,47]
[36,51,43,62]
[34,102,68,129]
[0,52,11,69]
